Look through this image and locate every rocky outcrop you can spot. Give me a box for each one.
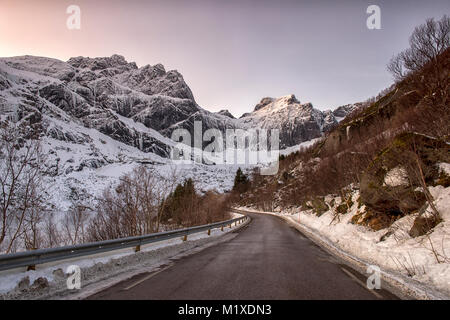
[359,132,449,229]
[237,95,341,148]
[253,97,275,112]
[332,103,363,118]
[216,109,235,119]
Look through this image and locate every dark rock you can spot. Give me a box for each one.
[52,268,65,279]
[351,207,394,231]
[310,197,329,217]
[409,213,442,237]
[254,97,275,111]
[75,158,106,171]
[332,103,363,118]
[16,276,30,292]
[30,277,49,290]
[379,230,394,242]
[216,109,235,119]
[360,132,448,223]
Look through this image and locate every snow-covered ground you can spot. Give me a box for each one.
[279,137,322,156]
[0,213,247,299]
[39,108,254,222]
[45,156,248,219]
[237,184,450,299]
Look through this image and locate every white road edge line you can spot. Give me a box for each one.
[123,265,173,291]
[340,267,383,299]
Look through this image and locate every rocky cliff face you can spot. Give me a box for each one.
[216,109,236,119]
[332,103,363,119]
[0,55,200,158]
[237,94,343,148]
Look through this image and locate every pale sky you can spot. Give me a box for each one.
[0,0,449,116]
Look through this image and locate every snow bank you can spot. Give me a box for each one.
[238,185,450,299]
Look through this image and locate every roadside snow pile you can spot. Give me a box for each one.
[0,220,246,299]
[240,184,450,299]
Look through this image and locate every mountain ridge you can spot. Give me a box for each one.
[0,54,358,160]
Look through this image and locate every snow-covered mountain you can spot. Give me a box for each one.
[0,54,356,216]
[237,94,340,148]
[0,55,355,153]
[0,55,242,214]
[0,54,203,158]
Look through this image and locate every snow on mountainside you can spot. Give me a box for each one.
[0,54,356,222]
[215,109,236,119]
[332,102,363,121]
[0,55,243,219]
[238,94,340,148]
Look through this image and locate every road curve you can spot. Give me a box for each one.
[87,212,398,300]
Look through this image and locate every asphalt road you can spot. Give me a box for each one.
[87,212,399,300]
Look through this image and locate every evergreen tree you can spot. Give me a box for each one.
[161,178,197,224]
[233,168,249,192]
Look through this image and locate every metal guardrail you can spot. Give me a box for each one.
[0,215,248,272]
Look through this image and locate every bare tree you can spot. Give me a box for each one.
[22,198,47,250]
[43,211,61,248]
[388,15,449,84]
[409,140,440,219]
[63,203,91,245]
[87,165,177,241]
[0,123,46,253]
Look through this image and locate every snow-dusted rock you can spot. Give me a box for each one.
[237,94,340,148]
[216,109,235,119]
[383,166,409,187]
[332,102,363,119]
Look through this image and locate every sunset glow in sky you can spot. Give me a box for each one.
[1,0,449,116]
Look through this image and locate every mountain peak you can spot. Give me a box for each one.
[278,94,300,105]
[216,109,235,119]
[254,97,275,111]
[67,54,137,71]
[253,94,301,113]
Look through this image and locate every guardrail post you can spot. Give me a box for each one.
[27,248,37,271]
